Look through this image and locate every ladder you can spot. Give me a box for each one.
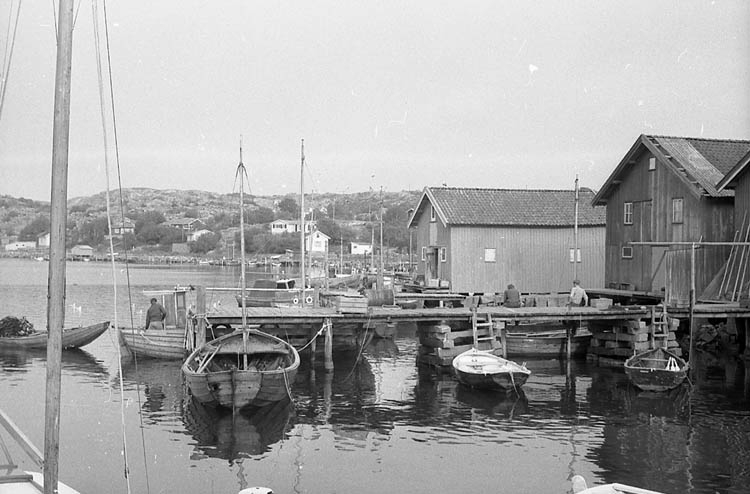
[650,305,670,349]
[472,309,500,350]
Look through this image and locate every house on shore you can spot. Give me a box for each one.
[592,135,750,305]
[406,186,606,294]
[70,244,94,260]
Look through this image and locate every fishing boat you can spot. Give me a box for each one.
[452,347,530,391]
[234,278,311,307]
[623,347,688,392]
[0,321,109,351]
[504,327,592,358]
[571,474,665,494]
[182,327,300,409]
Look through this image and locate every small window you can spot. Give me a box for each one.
[421,246,426,261]
[484,248,496,263]
[622,246,633,259]
[440,247,446,262]
[430,206,436,222]
[624,202,633,225]
[648,157,656,171]
[672,198,683,224]
[569,248,581,263]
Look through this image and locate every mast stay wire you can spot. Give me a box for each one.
[0,0,22,125]
[91,1,149,492]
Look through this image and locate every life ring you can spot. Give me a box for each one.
[305,296,313,304]
[292,297,299,305]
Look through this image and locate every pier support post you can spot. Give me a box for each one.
[196,286,206,349]
[324,319,334,372]
[309,323,317,367]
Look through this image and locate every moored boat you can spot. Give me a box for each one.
[452,347,530,391]
[0,321,110,351]
[504,327,591,358]
[182,328,300,409]
[624,346,688,392]
[571,474,665,493]
[235,278,313,308]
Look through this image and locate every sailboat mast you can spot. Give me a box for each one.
[573,175,580,281]
[378,187,384,289]
[238,138,248,328]
[45,1,74,492]
[300,139,306,301]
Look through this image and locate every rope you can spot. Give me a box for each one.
[0,0,22,124]
[296,320,329,353]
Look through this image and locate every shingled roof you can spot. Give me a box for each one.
[593,135,750,205]
[408,187,606,228]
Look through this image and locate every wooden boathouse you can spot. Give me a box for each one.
[406,187,606,295]
[592,135,750,305]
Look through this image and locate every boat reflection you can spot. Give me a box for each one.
[120,358,186,425]
[182,396,295,461]
[0,347,108,377]
[454,385,529,418]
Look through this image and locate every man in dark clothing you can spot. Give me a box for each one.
[503,283,522,308]
[145,297,167,330]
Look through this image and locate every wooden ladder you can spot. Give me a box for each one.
[650,306,670,349]
[472,310,499,350]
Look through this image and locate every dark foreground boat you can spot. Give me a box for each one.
[452,348,530,391]
[182,328,300,409]
[624,346,688,392]
[0,321,109,351]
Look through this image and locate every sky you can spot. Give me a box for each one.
[0,1,748,202]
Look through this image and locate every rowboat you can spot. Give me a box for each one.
[624,347,688,392]
[452,348,530,391]
[504,327,591,358]
[571,474,665,493]
[182,328,300,409]
[0,321,109,351]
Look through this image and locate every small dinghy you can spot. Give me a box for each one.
[624,347,688,392]
[182,328,300,409]
[452,347,530,391]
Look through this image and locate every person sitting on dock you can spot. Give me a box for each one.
[145,297,167,330]
[568,279,588,307]
[503,283,521,308]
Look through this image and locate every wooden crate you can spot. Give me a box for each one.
[334,295,369,314]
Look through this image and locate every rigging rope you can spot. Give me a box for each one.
[0,0,22,125]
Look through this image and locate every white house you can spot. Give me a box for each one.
[70,245,94,260]
[4,241,37,251]
[306,231,330,253]
[270,219,316,235]
[351,242,372,256]
[37,232,51,248]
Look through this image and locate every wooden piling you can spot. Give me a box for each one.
[196,286,206,349]
[324,320,334,371]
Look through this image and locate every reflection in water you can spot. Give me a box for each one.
[183,397,295,461]
[0,347,108,378]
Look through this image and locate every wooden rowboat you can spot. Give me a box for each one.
[504,328,591,358]
[182,328,300,409]
[118,326,191,360]
[0,321,109,351]
[572,474,665,493]
[624,347,688,392]
[452,348,530,391]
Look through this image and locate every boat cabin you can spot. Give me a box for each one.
[143,287,192,329]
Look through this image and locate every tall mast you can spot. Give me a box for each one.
[378,187,384,289]
[237,137,248,328]
[299,139,306,301]
[45,1,74,492]
[573,175,580,281]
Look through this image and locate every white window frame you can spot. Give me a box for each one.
[624,202,633,225]
[484,248,496,263]
[569,248,581,263]
[440,247,446,262]
[421,246,426,261]
[430,206,436,222]
[672,198,684,224]
[648,157,656,171]
[622,246,633,259]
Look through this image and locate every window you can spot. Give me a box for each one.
[421,246,426,261]
[648,157,656,171]
[569,248,581,263]
[622,246,633,259]
[484,248,496,263]
[440,247,447,262]
[624,202,633,225]
[672,198,683,223]
[430,206,436,222]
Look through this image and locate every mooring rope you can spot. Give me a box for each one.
[296,319,329,353]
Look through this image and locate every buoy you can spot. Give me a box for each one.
[306,296,313,304]
[292,297,299,305]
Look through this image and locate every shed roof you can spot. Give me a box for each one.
[407,187,606,228]
[717,149,750,191]
[593,135,750,205]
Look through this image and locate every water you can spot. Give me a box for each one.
[1,258,749,494]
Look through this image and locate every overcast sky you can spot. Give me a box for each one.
[1,1,748,201]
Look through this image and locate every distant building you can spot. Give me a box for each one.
[351,241,373,256]
[70,245,94,260]
[37,232,51,248]
[110,218,135,236]
[165,218,205,232]
[270,219,316,235]
[593,134,750,305]
[4,241,37,251]
[306,231,330,253]
[407,186,606,294]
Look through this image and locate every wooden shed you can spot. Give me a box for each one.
[406,186,606,294]
[592,135,750,305]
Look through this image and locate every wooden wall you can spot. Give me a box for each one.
[604,150,733,297]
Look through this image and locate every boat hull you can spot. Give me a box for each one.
[452,348,530,390]
[0,321,109,350]
[505,329,591,358]
[119,326,189,359]
[624,347,688,392]
[183,329,300,409]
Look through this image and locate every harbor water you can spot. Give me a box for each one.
[1,258,749,494]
